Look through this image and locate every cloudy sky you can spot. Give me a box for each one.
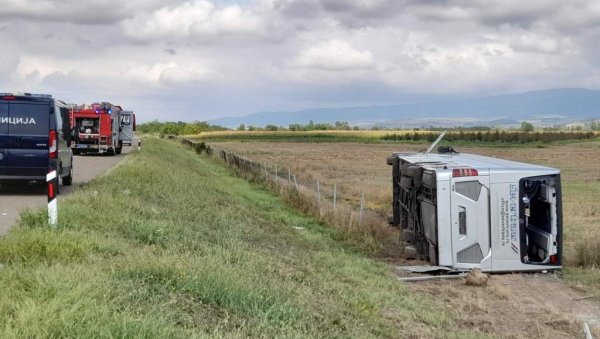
[1,0,599,121]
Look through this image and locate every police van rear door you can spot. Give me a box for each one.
[0,101,8,176]
[6,99,51,178]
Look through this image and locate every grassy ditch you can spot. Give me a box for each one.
[193,139,600,294]
[0,138,480,338]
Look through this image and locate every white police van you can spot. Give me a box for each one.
[0,93,73,188]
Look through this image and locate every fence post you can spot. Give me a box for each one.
[47,170,58,226]
[359,193,365,225]
[264,162,268,181]
[333,184,337,211]
[293,175,299,191]
[275,165,278,184]
[288,169,291,185]
[316,178,320,204]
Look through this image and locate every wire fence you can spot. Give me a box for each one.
[169,136,397,255]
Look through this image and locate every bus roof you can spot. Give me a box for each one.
[391,151,559,174]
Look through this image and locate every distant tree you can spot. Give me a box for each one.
[160,122,183,135]
[353,126,360,131]
[265,124,279,131]
[137,119,162,134]
[521,121,534,132]
[334,121,351,130]
[288,123,302,131]
[136,120,226,136]
[237,124,246,131]
[182,124,201,135]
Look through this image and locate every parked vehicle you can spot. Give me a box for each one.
[0,92,73,186]
[70,102,123,155]
[119,110,136,146]
[387,143,562,273]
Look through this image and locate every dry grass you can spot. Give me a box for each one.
[185,138,600,336]
[407,274,593,338]
[202,142,424,215]
[207,140,600,267]
[216,154,402,257]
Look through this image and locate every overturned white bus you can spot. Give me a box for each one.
[387,145,562,273]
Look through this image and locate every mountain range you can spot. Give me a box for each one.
[209,88,600,128]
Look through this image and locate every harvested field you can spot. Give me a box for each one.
[202,139,600,337]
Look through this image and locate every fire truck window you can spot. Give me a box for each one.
[121,115,131,125]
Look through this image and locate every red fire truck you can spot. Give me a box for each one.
[69,102,123,155]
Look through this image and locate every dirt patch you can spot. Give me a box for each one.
[400,270,600,338]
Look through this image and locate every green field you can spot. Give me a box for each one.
[189,130,599,147]
[0,138,483,338]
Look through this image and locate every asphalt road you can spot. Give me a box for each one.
[0,145,135,234]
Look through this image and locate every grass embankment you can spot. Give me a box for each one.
[0,138,477,338]
[198,139,600,293]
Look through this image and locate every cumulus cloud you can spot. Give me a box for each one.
[1,0,600,120]
[292,40,374,70]
[509,34,564,54]
[122,0,266,41]
[128,62,214,86]
[0,0,165,24]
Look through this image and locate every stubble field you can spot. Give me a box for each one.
[207,139,600,288]
[192,138,600,336]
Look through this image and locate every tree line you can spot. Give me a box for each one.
[138,119,600,136]
[381,130,597,143]
[237,121,359,131]
[137,120,227,136]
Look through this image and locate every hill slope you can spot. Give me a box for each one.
[0,138,476,338]
[210,88,600,128]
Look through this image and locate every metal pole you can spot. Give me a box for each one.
[275,165,278,184]
[293,175,298,191]
[333,184,337,211]
[264,162,268,180]
[288,169,291,185]
[584,322,593,339]
[317,178,320,204]
[359,193,365,224]
[426,131,447,153]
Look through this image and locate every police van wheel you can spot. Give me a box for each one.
[62,166,73,186]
